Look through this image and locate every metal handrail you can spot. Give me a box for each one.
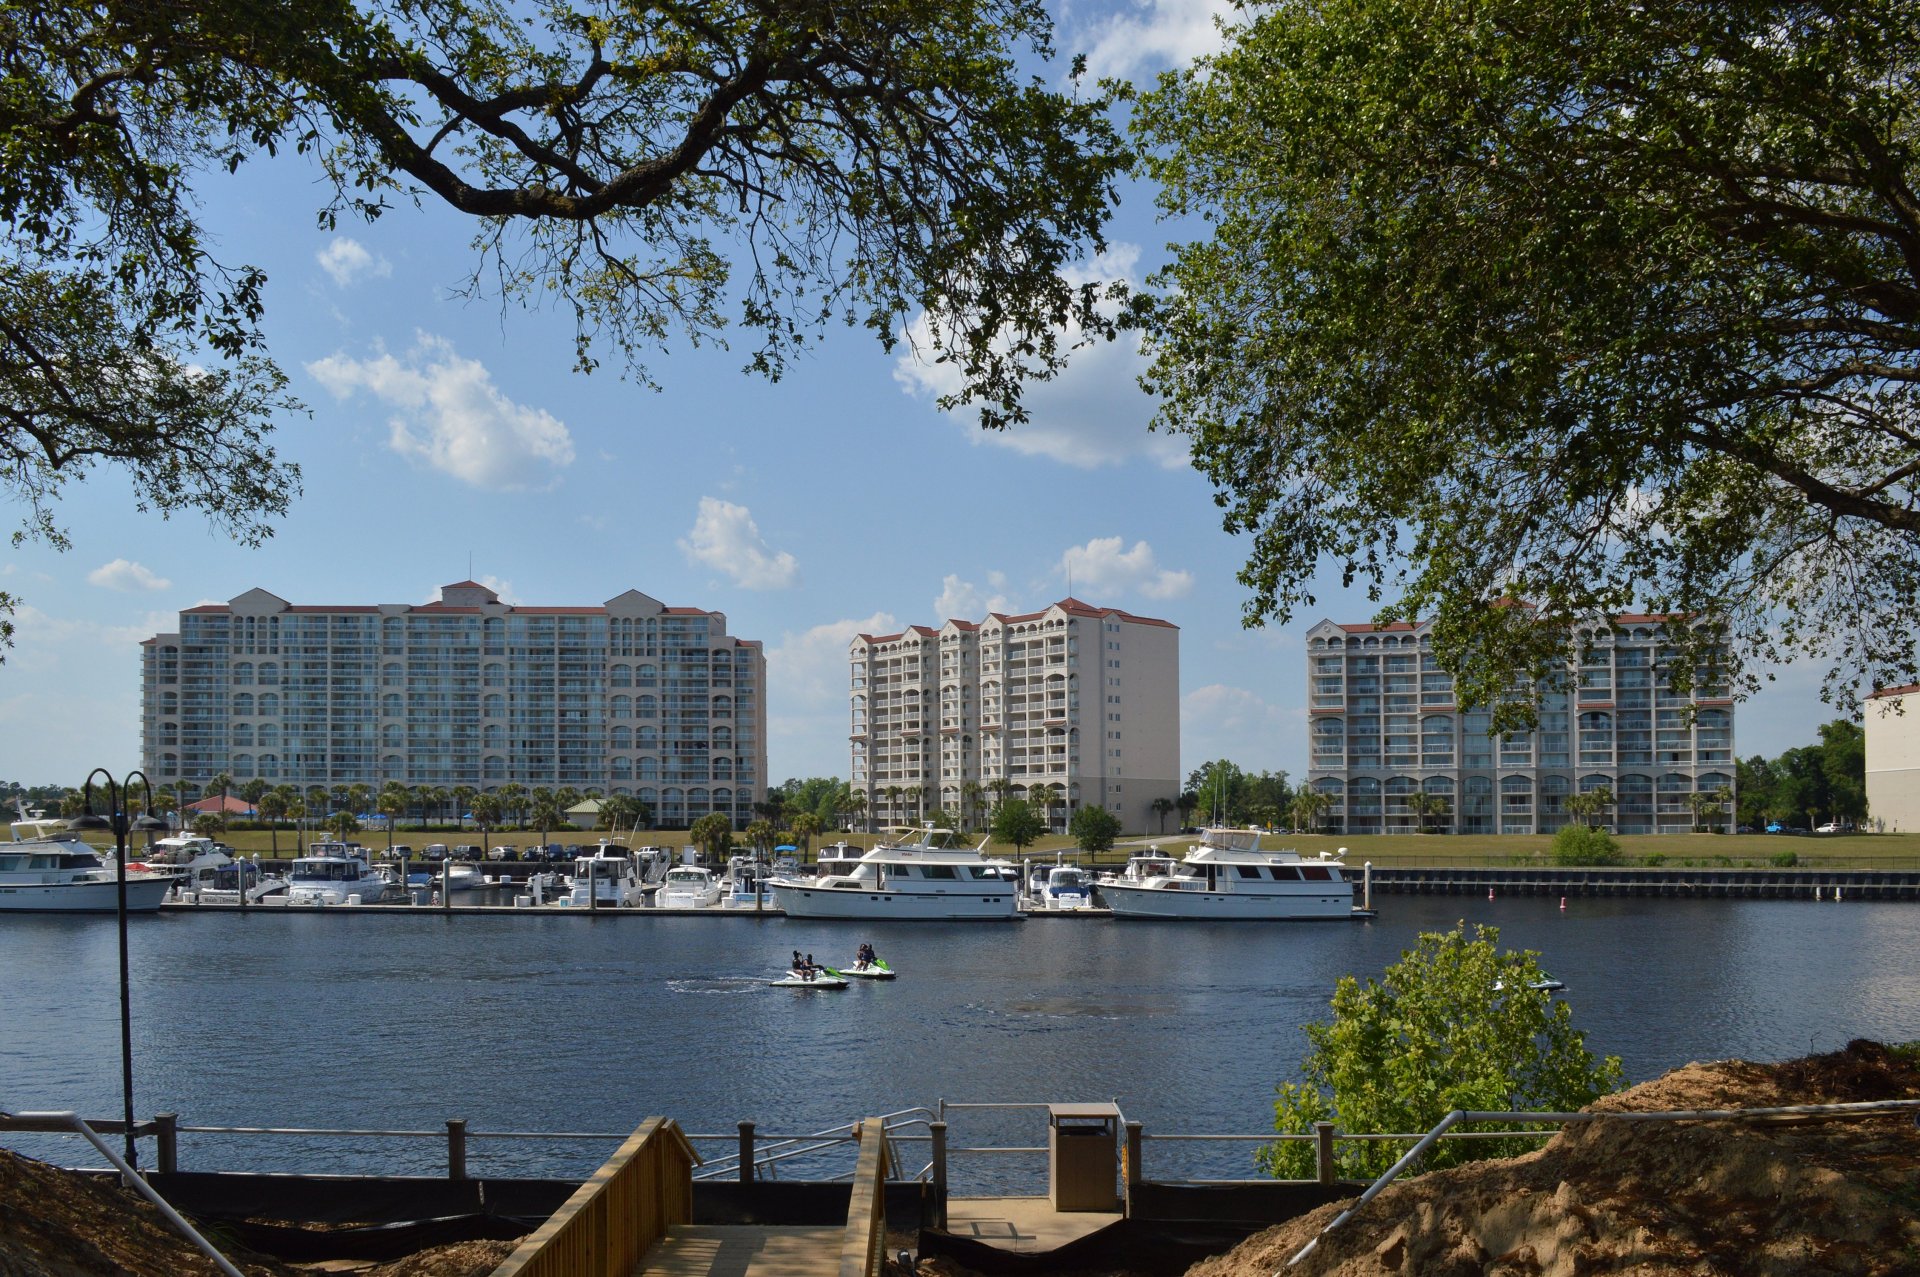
[1284,1099,1920,1268]
[7,1110,244,1277]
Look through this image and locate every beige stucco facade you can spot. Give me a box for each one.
[850,598,1179,834]
[1864,686,1920,833]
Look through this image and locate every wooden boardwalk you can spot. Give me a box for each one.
[637,1225,842,1277]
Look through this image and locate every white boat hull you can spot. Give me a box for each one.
[0,875,175,913]
[768,881,1020,920]
[1097,881,1354,920]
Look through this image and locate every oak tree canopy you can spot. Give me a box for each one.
[1,0,1127,644]
[1135,0,1920,715]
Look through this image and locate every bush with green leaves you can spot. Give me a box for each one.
[1260,924,1622,1180]
[1551,823,1624,867]
[1772,850,1800,868]
[1068,804,1121,854]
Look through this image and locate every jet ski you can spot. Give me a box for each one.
[842,958,897,980]
[769,968,848,989]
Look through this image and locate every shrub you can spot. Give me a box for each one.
[1771,850,1799,868]
[1641,853,1666,867]
[1260,924,1622,1180]
[1550,823,1623,866]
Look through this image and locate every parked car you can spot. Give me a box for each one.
[455,844,484,859]
[382,844,414,861]
[486,845,515,861]
[1765,822,1785,833]
[1815,822,1844,834]
[423,843,450,861]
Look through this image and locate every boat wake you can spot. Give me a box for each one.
[665,977,764,995]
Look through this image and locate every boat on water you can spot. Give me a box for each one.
[769,968,848,989]
[842,958,897,980]
[1096,827,1357,920]
[286,842,396,906]
[145,833,286,903]
[656,864,722,909]
[720,854,776,908]
[766,825,1023,921]
[1027,862,1096,911]
[0,816,176,914]
[557,847,649,907]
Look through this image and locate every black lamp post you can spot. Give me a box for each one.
[68,769,169,1169]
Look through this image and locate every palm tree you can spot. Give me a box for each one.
[452,785,477,830]
[840,790,868,833]
[1291,790,1333,835]
[305,785,331,827]
[600,793,639,833]
[347,783,373,819]
[239,778,268,826]
[258,788,289,859]
[497,782,528,828]
[1150,796,1176,835]
[883,785,903,827]
[789,812,821,857]
[961,780,983,831]
[1176,791,1200,830]
[744,819,776,854]
[377,785,408,852]
[203,771,233,823]
[470,793,502,855]
[326,810,360,840]
[530,792,565,848]
[689,812,733,863]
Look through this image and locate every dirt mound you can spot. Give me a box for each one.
[0,1148,524,1276]
[1183,1040,1920,1277]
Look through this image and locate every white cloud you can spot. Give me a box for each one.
[315,237,392,287]
[1072,0,1239,81]
[1062,537,1193,600]
[306,335,575,490]
[768,612,898,712]
[1181,683,1303,776]
[932,573,1014,622]
[678,497,799,590]
[86,559,171,593]
[476,575,521,605]
[893,245,1188,470]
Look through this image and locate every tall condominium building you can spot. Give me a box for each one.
[139,582,766,825]
[850,599,1179,833]
[1864,684,1919,833]
[1304,615,1735,834]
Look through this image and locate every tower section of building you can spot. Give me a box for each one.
[851,599,1178,833]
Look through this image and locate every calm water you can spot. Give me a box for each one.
[2,897,1915,1187]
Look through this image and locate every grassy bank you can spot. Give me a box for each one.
[171,826,1920,872]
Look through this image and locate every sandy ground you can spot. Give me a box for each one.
[5,1041,1916,1277]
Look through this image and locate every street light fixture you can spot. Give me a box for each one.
[68,769,169,1169]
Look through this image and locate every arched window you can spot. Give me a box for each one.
[232,692,254,717]
[712,757,734,780]
[1500,776,1534,832]
[231,753,254,775]
[257,693,279,717]
[1420,714,1454,765]
[1312,717,1344,763]
[483,663,505,687]
[483,693,505,718]
[610,725,632,750]
[637,694,657,717]
[713,726,732,751]
[483,755,506,782]
[611,756,634,780]
[483,724,506,749]
[637,726,658,750]
[383,662,404,687]
[382,723,404,748]
[255,753,276,778]
[257,662,278,684]
[232,724,254,747]
[610,664,632,687]
[232,662,254,685]
[256,723,279,748]
[611,695,632,718]
[380,693,402,717]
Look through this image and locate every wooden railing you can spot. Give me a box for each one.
[489,1117,698,1277]
[838,1117,890,1277]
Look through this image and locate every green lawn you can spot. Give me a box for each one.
[190,825,1920,872]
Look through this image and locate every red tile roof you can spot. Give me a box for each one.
[1868,684,1919,700]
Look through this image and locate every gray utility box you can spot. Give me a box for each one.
[1047,1103,1120,1212]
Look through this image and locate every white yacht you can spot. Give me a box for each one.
[1027,862,1095,911]
[767,825,1023,920]
[656,864,722,909]
[286,842,394,906]
[1097,827,1356,920]
[0,817,175,913]
[558,847,648,907]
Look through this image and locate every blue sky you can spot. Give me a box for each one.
[0,0,1835,791]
